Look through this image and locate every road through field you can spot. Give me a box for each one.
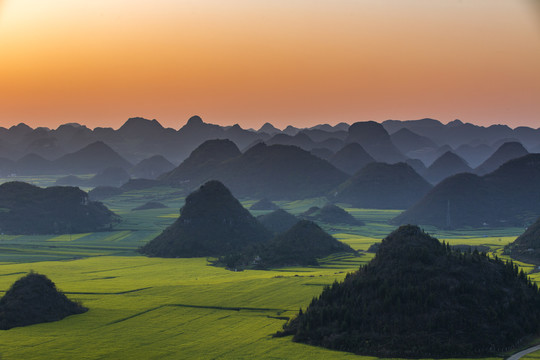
[507,344,540,360]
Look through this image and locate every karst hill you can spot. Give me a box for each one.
[0,272,87,330]
[279,225,540,358]
[139,180,271,257]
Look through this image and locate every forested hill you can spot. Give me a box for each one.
[0,181,118,234]
[278,225,540,358]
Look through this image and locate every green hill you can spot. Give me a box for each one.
[257,209,298,234]
[258,220,356,267]
[394,154,540,228]
[0,272,87,330]
[162,141,347,200]
[250,198,279,210]
[301,204,363,226]
[278,225,540,358]
[331,162,432,209]
[139,180,271,257]
[505,216,540,264]
[0,182,119,234]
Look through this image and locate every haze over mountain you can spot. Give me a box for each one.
[345,121,405,164]
[394,154,540,228]
[0,182,118,234]
[257,209,299,235]
[130,155,175,179]
[331,162,432,209]
[328,143,375,175]
[0,117,538,176]
[424,151,472,184]
[475,141,529,176]
[454,143,494,168]
[162,141,348,200]
[54,141,132,174]
[301,204,363,226]
[389,127,438,155]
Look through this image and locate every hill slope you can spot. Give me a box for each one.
[258,220,355,267]
[331,162,432,209]
[505,216,540,264]
[0,272,87,330]
[328,143,375,175]
[0,182,119,234]
[424,151,472,184]
[394,154,540,228]
[139,180,271,257]
[279,225,540,358]
[475,141,529,175]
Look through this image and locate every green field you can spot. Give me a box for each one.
[0,184,533,359]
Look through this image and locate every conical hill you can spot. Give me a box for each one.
[505,216,540,264]
[0,272,87,330]
[259,220,355,267]
[140,180,271,257]
[279,225,540,358]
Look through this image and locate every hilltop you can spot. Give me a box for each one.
[139,180,271,257]
[278,225,540,358]
[331,162,432,209]
[475,141,529,175]
[257,209,298,234]
[505,216,540,264]
[0,272,87,330]
[0,182,119,234]
[53,141,132,174]
[424,151,472,184]
[301,204,363,226]
[394,154,540,228]
[328,143,375,175]
[256,220,355,267]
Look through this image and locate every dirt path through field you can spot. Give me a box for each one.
[507,344,540,360]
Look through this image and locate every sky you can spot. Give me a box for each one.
[0,0,539,130]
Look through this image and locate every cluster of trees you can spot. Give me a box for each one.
[0,272,87,330]
[277,225,540,358]
[0,182,119,234]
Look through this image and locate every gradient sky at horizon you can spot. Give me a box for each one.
[0,0,539,130]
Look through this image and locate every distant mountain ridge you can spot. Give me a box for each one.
[394,154,540,228]
[0,117,538,177]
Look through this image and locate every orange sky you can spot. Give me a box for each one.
[0,0,539,130]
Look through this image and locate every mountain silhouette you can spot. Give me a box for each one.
[475,141,529,176]
[131,155,175,179]
[54,141,132,174]
[257,209,298,234]
[424,151,472,184]
[332,162,432,209]
[346,121,405,163]
[250,198,279,210]
[0,181,119,234]
[163,142,348,200]
[160,139,241,185]
[139,180,271,257]
[329,143,375,175]
[15,153,53,175]
[301,204,363,226]
[454,143,494,168]
[258,220,355,267]
[389,127,437,154]
[394,154,540,228]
